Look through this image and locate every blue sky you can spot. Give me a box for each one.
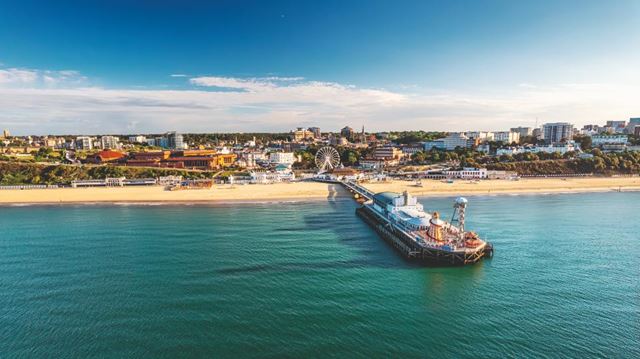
[0,0,639,134]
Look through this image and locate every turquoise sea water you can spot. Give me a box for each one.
[1,192,639,358]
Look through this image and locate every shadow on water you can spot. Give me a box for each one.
[213,192,417,275]
[305,193,423,270]
[215,258,404,275]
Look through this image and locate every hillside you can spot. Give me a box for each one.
[0,161,215,186]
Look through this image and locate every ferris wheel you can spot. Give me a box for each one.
[315,146,341,172]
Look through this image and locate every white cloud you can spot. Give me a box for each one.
[0,67,86,88]
[0,66,638,135]
[189,76,308,92]
[0,68,38,85]
[189,76,275,92]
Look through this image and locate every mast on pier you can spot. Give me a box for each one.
[451,197,468,238]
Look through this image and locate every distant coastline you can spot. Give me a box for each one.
[0,177,639,205]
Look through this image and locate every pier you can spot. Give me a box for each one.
[341,180,375,201]
[337,179,493,266]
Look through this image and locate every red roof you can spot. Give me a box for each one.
[97,150,125,161]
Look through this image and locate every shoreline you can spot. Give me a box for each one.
[0,177,639,205]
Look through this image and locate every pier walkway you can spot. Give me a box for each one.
[341,181,375,201]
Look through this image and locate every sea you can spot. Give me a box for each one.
[0,192,638,358]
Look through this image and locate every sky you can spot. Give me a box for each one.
[0,0,639,135]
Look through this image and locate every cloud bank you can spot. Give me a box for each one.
[0,66,638,135]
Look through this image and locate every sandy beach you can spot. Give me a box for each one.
[363,176,640,197]
[0,177,639,204]
[0,182,349,204]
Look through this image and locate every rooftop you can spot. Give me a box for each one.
[95,150,125,160]
[373,191,401,205]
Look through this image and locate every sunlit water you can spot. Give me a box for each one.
[1,192,638,358]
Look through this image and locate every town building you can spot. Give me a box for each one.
[128,135,147,143]
[100,136,120,149]
[442,133,471,150]
[591,134,629,146]
[43,136,65,148]
[476,143,491,154]
[465,131,494,142]
[358,159,385,170]
[75,136,94,150]
[605,120,627,133]
[328,168,363,182]
[443,167,488,179]
[165,151,235,169]
[543,122,574,144]
[355,126,366,143]
[372,146,403,161]
[329,135,349,146]
[493,131,520,144]
[158,176,183,186]
[291,128,315,142]
[581,125,602,136]
[281,142,307,152]
[126,150,236,170]
[423,140,446,151]
[340,126,354,140]
[601,144,628,152]
[126,151,172,167]
[166,132,185,150]
[44,137,56,148]
[249,166,295,184]
[71,177,157,188]
[532,128,543,140]
[496,142,579,156]
[510,127,533,138]
[157,137,169,148]
[627,118,640,134]
[237,151,268,168]
[1,129,10,138]
[308,127,321,138]
[401,145,424,156]
[486,170,516,180]
[269,152,295,165]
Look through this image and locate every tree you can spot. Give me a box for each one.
[574,135,592,150]
[593,157,606,172]
[412,151,427,164]
[519,135,537,145]
[339,149,359,166]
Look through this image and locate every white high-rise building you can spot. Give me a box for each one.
[442,133,470,150]
[465,131,494,142]
[166,132,185,150]
[493,131,520,144]
[543,122,574,144]
[269,152,295,165]
[100,136,120,149]
[75,136,94,150]
[128,135,147,143]
[510,127,533,138]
